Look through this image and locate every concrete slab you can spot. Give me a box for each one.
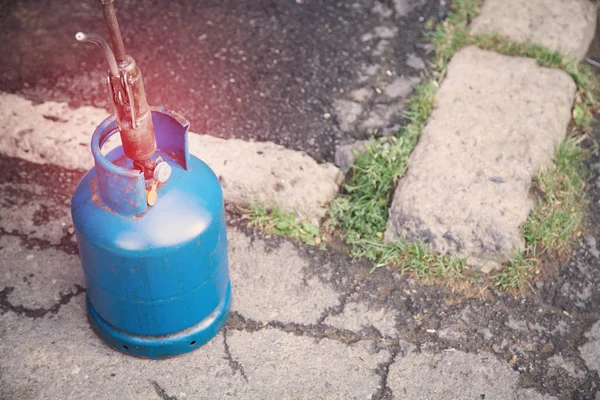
[0,93,342,224]
[0,94,106,170]
[0,299,241,400]
[228,229,341,324]
[471,0,596,60]
[324,301,398,337]
[385,47,576,268]
[1,154,599,398]
[0,182,72,245]
[579,320,600,374]
[226,329,388,399]
[388,348,558,399]
[188,134,343,224]
[334,139,369,172]
[0,236,83,310]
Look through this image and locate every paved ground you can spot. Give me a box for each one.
[0,0,441,162]
[2,139,600,398]
[0,92,343,223]
[1,0,600,398]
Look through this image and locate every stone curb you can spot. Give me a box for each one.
[384,0,597,270]
[385,46,577,270]
[0,93,342,224]
[471,0,596,60]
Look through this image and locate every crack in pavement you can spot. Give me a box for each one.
[371,346,400,400]
[0,227,78,256]
[316,286,355,325]
[0,284,85,318]
[226,311,395,346]
[150,380,179,400]
[222,327,248,382]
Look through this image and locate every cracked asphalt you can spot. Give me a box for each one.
[1,136,600,399]
[1,0,600,398]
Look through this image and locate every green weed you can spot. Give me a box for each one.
[492,251,536,292]
[243,203,324,247]
[522,137,586,255]
[243,0,595,293]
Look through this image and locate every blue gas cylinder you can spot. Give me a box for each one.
[71,107,231,359]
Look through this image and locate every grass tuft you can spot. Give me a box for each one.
[243,203,324,247]
[327,80,437,259]
[492,252,536,292]
[522,137,587,255]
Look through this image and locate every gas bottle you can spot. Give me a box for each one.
[71,0,230,359]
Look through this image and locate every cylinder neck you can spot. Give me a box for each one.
[91,108,191,216]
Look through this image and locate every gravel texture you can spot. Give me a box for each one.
[0,0,443,162]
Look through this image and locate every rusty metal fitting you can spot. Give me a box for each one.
[107,56,156,161]
[76,0,157,176]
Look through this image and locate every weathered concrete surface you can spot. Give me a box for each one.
[188,134,343,224]
[0,94,107,170]
[0,93,342,223]
[228,229,340,325]
[579,321,600,374]
[385,47,576,269]
[324,301,398,338]
[227,329,388,399]
[471,0,596,60]
[0,181,73,245]
[2,154,600,399]
[0,300,242,400]
[389,349,557,399]
[0,235,83,310]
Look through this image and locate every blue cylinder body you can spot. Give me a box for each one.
[71,108,231,359]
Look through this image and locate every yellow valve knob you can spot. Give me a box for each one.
[147,180,158,206]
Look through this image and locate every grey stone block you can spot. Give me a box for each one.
[385,47,576,268]
[471,0,596,60]
[188,133,343,224]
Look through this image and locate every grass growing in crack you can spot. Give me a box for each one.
[494,139,587,292]
[243,203,323,247]
[326,0,596,291]
[492,252,537,292]
[326,0,479,283]
[327,79,437,260]
[523,138,587,255]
